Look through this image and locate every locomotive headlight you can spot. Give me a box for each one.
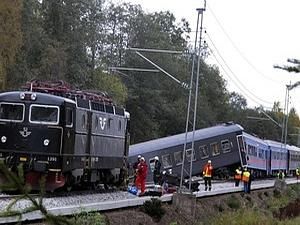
[1,136,7,143]
[20,92,25,100]
[31,93,37,100]
[43,139,50,146]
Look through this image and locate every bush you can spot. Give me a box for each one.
[273,189,281,198]
[141,198,165,221]
[226,195,240,210]
[214,204,224,212]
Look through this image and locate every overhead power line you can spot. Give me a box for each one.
[205,32,274,107]
[206,3,281,85]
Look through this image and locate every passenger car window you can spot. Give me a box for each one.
[30,105,59,125]
[0,103,24,122]
[186,149,196,162]
[211,142,220,156]
[199,145,209,158]
[162,154,172,168]
[221,139,231,153]
[174,151,183,165]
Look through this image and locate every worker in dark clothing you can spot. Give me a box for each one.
[153,156,161,185]
[277,170,285,180]
[132,155,141,184]
[248,169,253,193]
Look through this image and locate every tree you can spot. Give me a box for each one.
[89,68,128,106]
[0,0,23,90]
[274,58,300,73]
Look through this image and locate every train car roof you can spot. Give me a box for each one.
[129,123,244,156]
[0,91,76,105]
[264,139,288,152]
[285,144,300,152]
[242,132,268,145]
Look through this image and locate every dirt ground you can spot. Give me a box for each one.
[103,188,281,225]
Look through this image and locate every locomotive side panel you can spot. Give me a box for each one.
[90,111,126,169]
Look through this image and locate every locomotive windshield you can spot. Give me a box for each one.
[0,103,24,122]
[29,104,59,125]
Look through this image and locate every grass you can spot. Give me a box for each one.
[210,209,300,225]
[226,195,240,210]
[68,212,106,225]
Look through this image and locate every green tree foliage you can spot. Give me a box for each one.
[89,68,128,106]
[0,0,23,90]
[3,0,300,144]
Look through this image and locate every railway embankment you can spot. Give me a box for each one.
[9,179,300,225]
[103,182,300,225]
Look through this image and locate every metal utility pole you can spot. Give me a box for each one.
[281,82,299,150]
[180,1,206,192]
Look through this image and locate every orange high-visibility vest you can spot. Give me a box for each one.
[234,169,242,180]
[242,171,250,182]
[203,164,213,177]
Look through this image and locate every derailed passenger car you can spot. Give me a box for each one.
[129,123,245,181]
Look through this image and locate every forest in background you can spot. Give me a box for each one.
[1,0,300,145]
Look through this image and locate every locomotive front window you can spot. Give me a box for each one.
[30,105,59,125]
[0,103,24,122]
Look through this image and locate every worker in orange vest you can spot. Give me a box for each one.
[202,160,213,191]
[242,167,251,193]
[234,166,242,187]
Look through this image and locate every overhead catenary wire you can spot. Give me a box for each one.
[208,44,272,110]
[205,31,274,108]
[206,3,281,85]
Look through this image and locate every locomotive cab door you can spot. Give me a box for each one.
[236,135,247,167]
[62,104,75,170]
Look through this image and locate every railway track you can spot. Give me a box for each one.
[0,178,298,224]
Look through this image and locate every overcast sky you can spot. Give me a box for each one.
[113,0,300,114]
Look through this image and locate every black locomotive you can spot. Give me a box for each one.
[0,81,130,191]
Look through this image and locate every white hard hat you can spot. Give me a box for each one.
[154,156,159,160]
[138,155,141,159]
[208,160,211,163]
[141,157,145,161]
